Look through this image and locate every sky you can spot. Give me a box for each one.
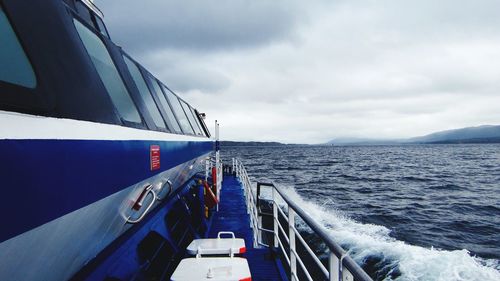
[96,0,500,144]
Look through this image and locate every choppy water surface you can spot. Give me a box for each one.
[221,144,500,281]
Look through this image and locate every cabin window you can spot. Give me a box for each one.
[164,89,195,135]
[124,56,166,129]
[0,7,36,88]
[180,100,203,136]
[149,78,182,134]
[74,19,142,123]
[189,107,206,136]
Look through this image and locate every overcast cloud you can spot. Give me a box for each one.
[97,0,500,143]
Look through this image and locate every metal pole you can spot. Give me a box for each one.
[273,187,278,248]
[289,207,297,281]
[205,159,209,181]
[329,251,340,281]
[258,212,263,246]
[215,120,219,211]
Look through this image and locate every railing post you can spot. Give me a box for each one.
[288,207,296,281]
[272,187,278,248]
[245,176,250,215]
[256,182,262,246]
[258,213,263,246]
[329,250,340,281]
[205,159,209,181]
[343,269,354,281]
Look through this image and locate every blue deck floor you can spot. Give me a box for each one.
[208,175,284,281]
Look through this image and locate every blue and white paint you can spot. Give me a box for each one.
[0,111,212,280]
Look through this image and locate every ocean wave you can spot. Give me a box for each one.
[401,176,434,182]
[280,187,500,281]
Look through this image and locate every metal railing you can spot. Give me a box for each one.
[233,158,373,281]
[233,158,260,248]
[206,154,223,211]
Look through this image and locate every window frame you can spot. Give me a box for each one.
[94,15,110,39]
[188,105,206,137]
[141,72,183,134]
[72,16,146,128]
[74,0,108,39]
[179,98,203,136]
[0,3,46,112]
[122,53,170,132]
[160,84,197,136]
[0,5,37,89]
[194,108,211,138]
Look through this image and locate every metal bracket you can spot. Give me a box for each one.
[126,184,157,224]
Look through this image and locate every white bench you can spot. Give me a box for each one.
[170,257,251,281]
[186,232,246,257]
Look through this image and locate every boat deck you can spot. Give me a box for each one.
[208,175,285,281]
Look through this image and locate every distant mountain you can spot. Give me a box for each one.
[327,125,500,145]
[327,138,400,145]
[407,125,500,144]
[219,141,299,147]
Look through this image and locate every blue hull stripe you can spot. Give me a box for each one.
[0,139,212,243]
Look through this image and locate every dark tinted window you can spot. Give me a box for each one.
[164,89,194,135]
[0,7,36,88]
[189,107,205,136]
[180,100,202,136]
[149,78,182,133]
[74,19,141,123]
[124,56,166,129]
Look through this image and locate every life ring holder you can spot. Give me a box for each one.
[156,179,173,201]
[126,184,157,224]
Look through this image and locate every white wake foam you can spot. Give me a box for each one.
[279,186,500,281]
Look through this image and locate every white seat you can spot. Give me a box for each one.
[186,232,246,256]
[170,257,251,281]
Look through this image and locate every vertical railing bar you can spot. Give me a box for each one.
[329,250,340,281]
[288,207,297,281]
[293,225,329,278]
[258,207,263,245]
[277,236,291,265]
[273,217,290,244]
[291,248,314,281]
[232,158,234,174]
[239,160,259,248]
[273,187,278,248]
[276,203,289,223]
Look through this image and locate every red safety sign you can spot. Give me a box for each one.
[150,145,160,171]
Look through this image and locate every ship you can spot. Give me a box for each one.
[0,1,372,280]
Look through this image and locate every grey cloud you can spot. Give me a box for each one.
[95,0,500,143]
[96,0,303,54]
[158,64,231,93]
[132,49,233,93]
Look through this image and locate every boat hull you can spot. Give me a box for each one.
[0,112,212,280]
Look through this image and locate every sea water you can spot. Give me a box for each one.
[222,144,500,281]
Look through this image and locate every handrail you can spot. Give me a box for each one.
[233,158,372,281]
[233,158,260,247]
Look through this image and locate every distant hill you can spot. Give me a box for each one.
[220,141,297,147]
[327,138,401,145]
[328,125,500,145]
[407,125,500,144]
